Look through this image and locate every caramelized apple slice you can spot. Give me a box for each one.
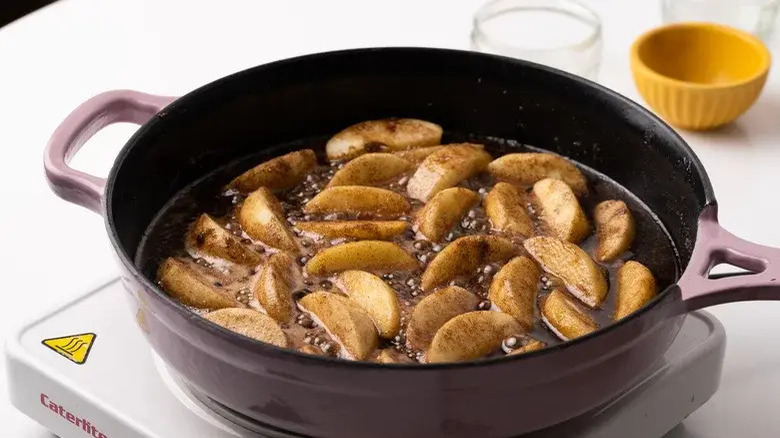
[394,146,446,164]
[533,178,590,243]
[406,286,479,350]
[296,220,408,240]
[253,253,300,323]
[376,349,414,364]
[305,241,418,276]
[594,200,636,262]
[336,270,401,338]
[508,338,546,356]
[228,149,317,193]
[488,256,541,330]
[158,258,238,309]
[484,182,534,238]
[326,118,443,161]
[238,188,299,253]
[615,261,657,320]
[427,311,523,363]
[327,153,412,187]
[205,308,287,347]
[299,345,322,356]
[416,187,479,241]
[541,289,598,341]
[488,153,587,196]
[524,236,608,308]
[304,186,410,216]
[407,144,492,201]
[421,235,517,290]
[298,292,379,360]
[187,214,262,266]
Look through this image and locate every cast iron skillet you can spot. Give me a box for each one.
[44,48,780,437]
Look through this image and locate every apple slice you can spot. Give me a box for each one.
[327,153,412,187]
[488,256,540,331]
[296,220,408,240]
[187,213,262,266]
[407,144,492,201]
[524,236,607,308]
[298,345,322,356]
[594,200,636,262]
[158,258,238,309]
[394,146,446,164]
[298,292,379,360]
[253,253,300,323]
[304,186,410,216]
[228,149,317,193]
[376,349,414,364]
[421,235,517,290]
[406,286,479,350]
[487,152,587,196]
[326,118,443,162]
[205,308,287,347]
[533,178,590,243]
[541,289,598,341]
[615,261,657,320]
[305,241,418,276]
[427,311,523,363]
[483,182,534,238]
[508,338,546,356]
[336,270,401,338]
[416,187,479,242]
[238,188,299,253]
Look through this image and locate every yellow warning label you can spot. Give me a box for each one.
[42,333,96,365]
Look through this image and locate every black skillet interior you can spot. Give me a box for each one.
[108,48,713,309]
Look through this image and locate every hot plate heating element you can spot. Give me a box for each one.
[6,279,725,438]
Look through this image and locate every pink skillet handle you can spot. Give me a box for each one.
[44,90,177,214]
[678,204,780,311]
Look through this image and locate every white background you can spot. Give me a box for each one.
[2,0,780,436]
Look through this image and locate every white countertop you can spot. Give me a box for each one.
[1,0,779,436]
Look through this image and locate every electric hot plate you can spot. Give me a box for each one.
[5,279,725,438]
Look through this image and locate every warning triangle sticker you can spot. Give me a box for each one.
[42,333,96,365]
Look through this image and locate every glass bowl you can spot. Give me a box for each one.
[471,0,603,80]
[662,0,780,42]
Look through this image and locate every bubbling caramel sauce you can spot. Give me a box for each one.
[137,135,678,363]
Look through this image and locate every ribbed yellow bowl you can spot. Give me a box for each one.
[630,22,770,130]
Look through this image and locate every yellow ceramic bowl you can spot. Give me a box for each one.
[630,22,770,130]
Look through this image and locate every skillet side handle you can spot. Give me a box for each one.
[678,204,780,311]
[44,90,176,215]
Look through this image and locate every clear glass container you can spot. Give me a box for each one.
[471,0,603,81]
[662,0,780,42]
